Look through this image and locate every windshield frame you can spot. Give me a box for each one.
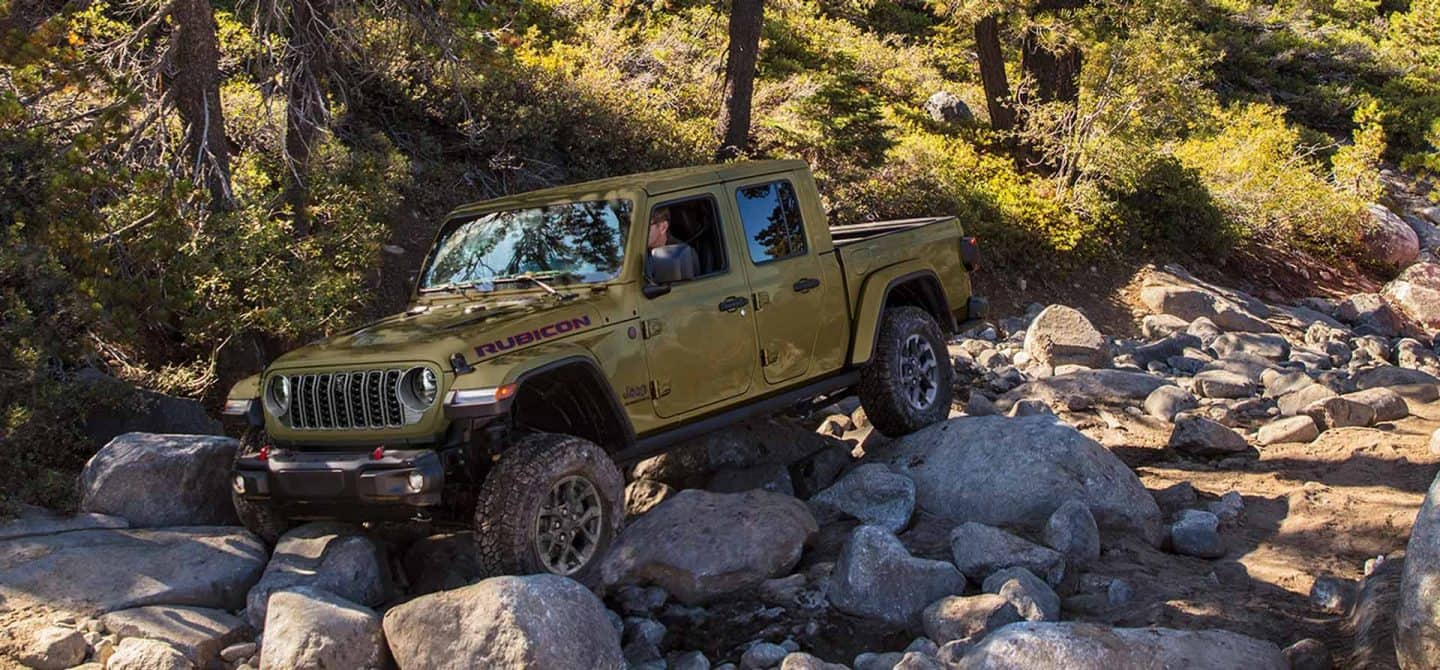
[416,197,637,296]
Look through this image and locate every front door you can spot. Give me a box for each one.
[729,178,825,385]
[640,188,758,418]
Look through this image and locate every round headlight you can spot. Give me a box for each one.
[402,367,438,410]
[266,376,291,416]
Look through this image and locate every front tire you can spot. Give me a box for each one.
[232,427,291,544]
[857,306,955,437]
[474,433,624,586]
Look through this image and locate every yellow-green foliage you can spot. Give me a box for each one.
[1175,104,1367,257]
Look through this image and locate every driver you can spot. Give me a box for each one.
[648,207,700,278]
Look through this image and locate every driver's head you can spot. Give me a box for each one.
[648,208,671,250]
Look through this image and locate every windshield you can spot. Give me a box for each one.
[421,199,632,291]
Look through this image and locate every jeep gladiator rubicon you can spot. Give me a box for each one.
[222,159,984,582]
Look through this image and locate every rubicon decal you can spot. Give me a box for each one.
[474,316,592,359]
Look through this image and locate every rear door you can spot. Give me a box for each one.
[727,177,826,385]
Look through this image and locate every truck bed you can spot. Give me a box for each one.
[828,217,956,246]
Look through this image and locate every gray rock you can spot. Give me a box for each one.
[1302,396,1376,430]
[1022,305,1112,369]
[810,464,916,533]
[626,480,677,517]
[1363,203,1421,268]
[17,626,87,670]
[383,574,623,669]
[1263,370,1315,398]
[100,606,248,667]
[1186,317,1224,346]
[925,91,973,125]
[79,433,240,527]
[1142,314,1190,339]
[981,567,1060,622]
[1283,638,1333,670]
[1397,338,1440,373]
[107,638,194,670]
[0,505,128,541]
[1042,500,1100,564]
[245,522,388,629]
[827,525,966,627]
[780,651,844,669]
[674,650,714,670]
[1203,352,1276,383]
[1132,333,1202,367]
[402,532,486,596]
[1193,370,1256,399]
[894,650,946,669]
[1170,510,1225,559]
[632,417,843,486]
[602,489,817,604]
[949,522,1065,586]
[1150,482,1197,515]
[0,527,265,615]
[922,594,1022,645]
[261,587,387,670]
[1398,470,1440,668]
[874,416,1162,545]
[1143,386,1196,422]
[1168,415,1249,457]
[954,622,1287,669]
[1140,285,1273,333]
[1212,332,1291,361]
[1353,365,1440,392]
[965,392,1000,416]
[1278,384,1339,416]
[709,463,796,496]
[792,445,855,499]
[1342,387,1409,422]
[1006,398,1053,417]
[220,643,256,663]
[1310,575,1357,613]
[1335,293,1405,337]
[742,642,789,669]
[855,652,906,670]
[1108,579,1133,606]
[1000,370,1170,411]
[1257,415,1320,445]
[78,369,223,449]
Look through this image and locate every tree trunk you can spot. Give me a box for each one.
[1020,30,1082,106]
[170,0,233,210]
[715,0,764,162]
[973,14,1016,132]
[283,0,333,236]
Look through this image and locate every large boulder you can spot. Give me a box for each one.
[923,595,1021,645]
[1210,333,1290,361]
[999,370,1171,412]
[1138,268,1274,333]
[826,525,966,628]
[0,527,265,615]
[809,464,916,533]
[925,91,973,125]
[1336,293,1406,337]
[955,622,1287,669]
[1385,262,1440,331]
[1022,305,1112,369]
[77,369,222,449]
[1167,416,1249,457]
[107,638,194,670]
[402,532,487,597]
[601,489,817,604]
[382,574,624,669]
[0,505,127,541]
[950,522,1065,586]
[100,606,249,667]
[1364,203,1421,269]
[79,433,240,527]
[873,416,1163,546]
[245,523,388,629]
[1398,471,1440,668]
[261,587,388,670]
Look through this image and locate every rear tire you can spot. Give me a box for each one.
[232,427,291,544]
[474,433,624,586]
[857,306,954,437]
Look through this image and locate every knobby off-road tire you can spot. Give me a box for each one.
[857,306,955,437]
[232,427,291,544]
[474,432,625,586]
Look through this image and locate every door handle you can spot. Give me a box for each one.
[793,277,821,293]
[719,296,749,312]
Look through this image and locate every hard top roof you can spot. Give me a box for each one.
[446,159,807,218]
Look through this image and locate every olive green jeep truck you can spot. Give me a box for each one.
[222,159,984,582]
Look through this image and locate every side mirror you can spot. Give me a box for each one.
[644,245,697,300]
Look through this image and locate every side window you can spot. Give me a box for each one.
[735,180,807,264]
[646,196,728,283]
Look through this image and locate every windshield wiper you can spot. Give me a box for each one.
[484,271,580,298]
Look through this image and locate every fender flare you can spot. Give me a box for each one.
[848,264,953,366]
[504,352,638,451]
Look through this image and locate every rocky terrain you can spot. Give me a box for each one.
[6,199,1440,668]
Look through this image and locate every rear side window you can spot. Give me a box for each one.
[735,180,807,264]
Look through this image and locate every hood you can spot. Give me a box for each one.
[268,292,606,372]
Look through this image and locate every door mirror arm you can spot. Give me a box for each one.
[643,282,671,299]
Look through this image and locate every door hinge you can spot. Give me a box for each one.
[642,319,663,339]
[752,291,771,311]
[650,379,672,398]
[760,347,778,367]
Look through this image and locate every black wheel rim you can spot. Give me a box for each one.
[901,334,939,410]
[534,475,604,575]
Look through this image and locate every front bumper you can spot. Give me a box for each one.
[234,448,446,521]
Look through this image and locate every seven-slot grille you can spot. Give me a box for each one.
[284,369,407,430]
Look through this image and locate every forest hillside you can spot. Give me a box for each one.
[1,0,1438,508]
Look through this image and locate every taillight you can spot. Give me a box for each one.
[961,236,981,272]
